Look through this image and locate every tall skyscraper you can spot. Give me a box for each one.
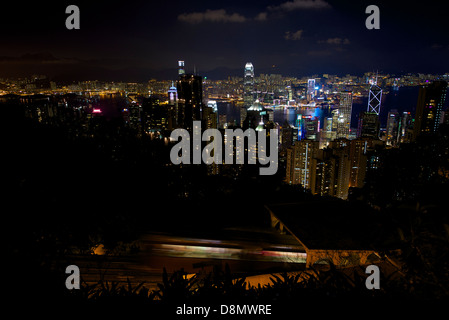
[336,91,353,139]
[397,111,412,144]
[178,61,185,76]
[285,140,319,189]
[168,82,178,128]
[367,84,382,115]
[348,139,368,189]
[142,96,169,133]
[243,62,255,109]
[385,109,399,146]
[414,80,448,139]
[312,148,336,197]
[307,79,315,100]
[357,111,380,139]
[177,73,203,131]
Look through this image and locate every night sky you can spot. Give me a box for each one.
[1,0,448,81]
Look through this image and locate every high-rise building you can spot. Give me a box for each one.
[311,139,352,200]
[243,62,255,109]
[286,86,294,101]
[385,109,399,146]
[142,96,169,133]
[304,116,320,140]
[357,111,380,139]
[168,82,178,128]
[336,91,353,139]
[285,140,319,189]
[178,61,185,76]
[348,139,368,189]
[177,73,203,131]
[312,149,335,197]
[327,139,351,200]
[397,111,412,144]
[127,102,142,134]
[414,80,447,139]
[367,84,382,115]
[280,122,294,156]
[202,105,217,130]
[307,79,315,100]
[319,116,336,148]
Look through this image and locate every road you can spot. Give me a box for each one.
[65,227,307,291]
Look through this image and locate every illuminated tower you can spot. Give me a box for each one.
[168,81,178,103]
[168,82,178,128]
[367,84,382,115]
[307,79,315,100]
[243,62,255,108]
[385,109,399,146]
[178,61,185,76]
[397,111,412,143]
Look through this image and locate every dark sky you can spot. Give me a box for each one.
[1,0,448,81]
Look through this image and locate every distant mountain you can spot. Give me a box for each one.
[202,67,242,80]
[0,52,59,62]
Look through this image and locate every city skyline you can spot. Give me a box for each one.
[5,1,449,307]
[1,1,448,81]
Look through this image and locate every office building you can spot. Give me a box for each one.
[414,80,447,139]
[307,79,315,100]
[385,109,399,146]
[178,61,185,76]
[243,62,255,109]
[168,82,179,128]
[177,73,203,131]
[357,111,380,139]
[142,96,170,133]
[397,111,413,144]
[285,140,319,189]
[367,84,382,115]
[336,91,353,139]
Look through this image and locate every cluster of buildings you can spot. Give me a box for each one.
[284,78,448,200]
[1,63,448,201]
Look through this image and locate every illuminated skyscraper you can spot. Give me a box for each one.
[243,62,255,108]
[367,84,382,115]
[336,91,353,139]
[285,140,319,189]
[385,109,399,146]
[142,96,169,133]
[397,111,412,144]
[178,61,185,76]
[307,79,315,100]
[414,80,447,139]
[168,82,178,128]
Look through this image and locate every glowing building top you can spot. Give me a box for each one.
[178,60,185,76]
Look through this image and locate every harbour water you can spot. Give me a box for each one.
[217,86,421,130]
